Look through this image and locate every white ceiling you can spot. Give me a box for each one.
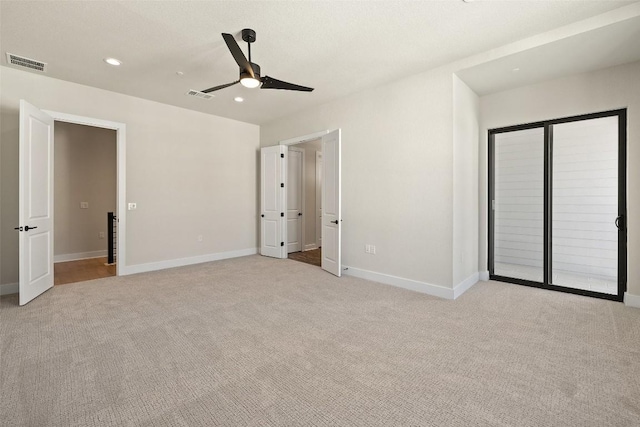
[0,1,636,125]
[457,14,640,95]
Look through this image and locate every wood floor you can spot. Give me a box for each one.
[54,257,116,286]
[288,248,321,267]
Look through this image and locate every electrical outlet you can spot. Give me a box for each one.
[80,202,89,209]
[98,232,105,239]
[128,203,137,210]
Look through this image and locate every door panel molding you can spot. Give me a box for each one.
[19,100,54,305]
[260,145,286,258]
[286,147,304,253]
[321,129,341,277]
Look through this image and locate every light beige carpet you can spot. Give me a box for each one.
[1,255,639,426]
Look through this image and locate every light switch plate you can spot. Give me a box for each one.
[80,202,89,209]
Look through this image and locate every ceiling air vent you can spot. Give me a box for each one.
[6,53,47,72]
[186,89,214,100]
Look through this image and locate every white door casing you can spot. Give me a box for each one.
[316,151,323,249]
[287,147,304,253]
[42,110,126,277]
[321,129,341,276]
[260,145,286,258]
[19,100,55,305]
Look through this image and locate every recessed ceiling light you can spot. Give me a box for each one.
[176,71,184,76]
[234,97,244,102]
[104,57,122,66]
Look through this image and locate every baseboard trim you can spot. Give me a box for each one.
[624,292,640,309]
[343,266,454,300]
[479,270,490,281]
[453,272,479,299]
[54,250,107,263]
[0,282,18,296]
[121,248,258,276]
[304,244,318,251]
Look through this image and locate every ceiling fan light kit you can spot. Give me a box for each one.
[201,28,314,94]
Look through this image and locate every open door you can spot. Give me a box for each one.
[286,147,304,253]
[321,129,341,276]
[18,100,55,305]
[260,145,286,258]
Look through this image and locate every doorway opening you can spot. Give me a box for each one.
[52,121,117,285]
[285,139,323,268]
[17,100,127,305]
[259,129,341,276]
[488,109,627,301]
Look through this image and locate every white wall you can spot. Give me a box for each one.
[262,66,456,290]
[479,60,640,298]
[0,66,259,284]
[54,122,116,260]
[452,75,480,286]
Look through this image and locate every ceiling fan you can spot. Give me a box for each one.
[202,29,314,94]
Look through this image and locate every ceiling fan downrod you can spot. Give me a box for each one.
[242,28,256,63]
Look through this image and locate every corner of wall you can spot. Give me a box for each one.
[452,73,481,287]
[624,292,640,309]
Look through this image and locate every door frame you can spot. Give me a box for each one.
[488,108,627,302]
[316,150,323,249]
[43,110,127,276]
[287,146,305,253]
[279,130,331,257]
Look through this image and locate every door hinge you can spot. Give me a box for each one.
[281,212,284,217]
[492,200,495,210]
[281,183,284,188]
[280,153,284,158]
[281,242,284,246]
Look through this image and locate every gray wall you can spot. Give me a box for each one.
[54,122,116,259]
[453,75,480,286]
[0,66,259,285]
[261,66,458,289]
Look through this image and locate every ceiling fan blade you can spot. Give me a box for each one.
[260,76,314,92]
[201,80,239,93]
[222,33,254,78]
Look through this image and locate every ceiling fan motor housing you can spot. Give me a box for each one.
[242,28,256,43]
[241,62,261,80]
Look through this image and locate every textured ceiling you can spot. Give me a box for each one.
[0,1,635,125]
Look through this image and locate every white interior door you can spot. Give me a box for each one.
[287,147,303,253]
[19,100,55,305]
[260,145,286,258]
[321,129,341,276]
[316,152,322,248]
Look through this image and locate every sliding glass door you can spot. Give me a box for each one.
[489,110,627,301]
[492,127,545,282]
